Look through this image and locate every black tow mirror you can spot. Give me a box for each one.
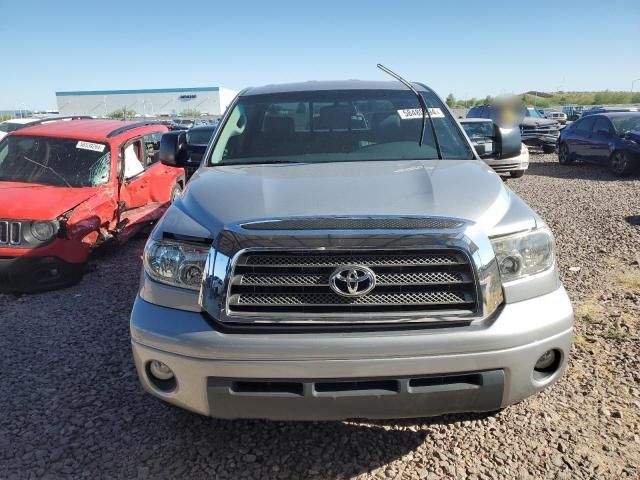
[495,125,522,159]
[160,131,189,167]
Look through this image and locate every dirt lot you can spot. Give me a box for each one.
[1,153,639,479]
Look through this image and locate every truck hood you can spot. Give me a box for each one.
[521,117,558,128]
[174,160,520,236]
[0,182,98,220]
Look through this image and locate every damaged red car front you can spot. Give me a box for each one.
[0,119,184,292]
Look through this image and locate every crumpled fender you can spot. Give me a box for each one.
[64,185,118,246]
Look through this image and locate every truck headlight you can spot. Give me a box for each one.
[490,228,555,282]
[143,239,209,290]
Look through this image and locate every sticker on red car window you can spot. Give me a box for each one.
[397,108,445,120]
[76,141,106,152]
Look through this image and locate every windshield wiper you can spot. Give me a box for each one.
[22,156,72,187]
[376,63,443,159]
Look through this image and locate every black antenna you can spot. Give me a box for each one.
[376,64,443,159]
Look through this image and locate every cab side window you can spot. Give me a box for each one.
[123,141,145,179]
[142,132,164,166]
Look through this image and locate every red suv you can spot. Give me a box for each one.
[0,119,185,292]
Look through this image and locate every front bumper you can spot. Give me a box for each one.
[484,147,529,174]
[130,287,573,420]
[521,134,559,147]
[0,239,89,292]
[0,254,85,293]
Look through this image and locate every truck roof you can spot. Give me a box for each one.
[242,80,431,96]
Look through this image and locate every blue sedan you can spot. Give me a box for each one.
[557,112,640,176]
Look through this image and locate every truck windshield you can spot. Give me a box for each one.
[525,108,543,118]
[209,89,474,165]
[0,136,111,187]
[461,122,494,139]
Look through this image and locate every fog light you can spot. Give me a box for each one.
[535,350,557,371]
[149,360,174,381]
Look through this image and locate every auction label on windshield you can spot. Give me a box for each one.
[76,141,106,152]
[397,108,445,120]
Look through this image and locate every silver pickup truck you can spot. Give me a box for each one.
[130,80,573,420]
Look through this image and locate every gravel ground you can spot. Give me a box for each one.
[1,152,639,479]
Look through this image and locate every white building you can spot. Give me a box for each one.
[55,86,238,117]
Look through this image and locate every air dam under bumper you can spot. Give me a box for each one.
[130,287,573,420]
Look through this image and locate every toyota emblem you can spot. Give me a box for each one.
[329,265,376,297]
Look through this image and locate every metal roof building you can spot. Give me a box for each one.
[55,86,238,117]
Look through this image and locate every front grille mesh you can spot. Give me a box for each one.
[227,250,477,319]
[244,253,460,267]
[239,271,466,286]
[236,291,470,306]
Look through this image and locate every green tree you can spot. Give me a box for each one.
[108,108,136,120]
[180,109,201,117]
[445,93,456,108]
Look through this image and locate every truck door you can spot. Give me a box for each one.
[118,140,151,228]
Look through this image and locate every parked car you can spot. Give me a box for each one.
[0,119,185,292]
[544,110,567,124]
[580,106,639,118]
[562,105,589,121]
[557,112,640,176]
[0,116,90,141]
[184,124,217,180]
[467,105,559,153]
[130,79,573,420]
[459,118,529,177]
[172,118,196,129]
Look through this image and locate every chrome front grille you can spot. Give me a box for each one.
[0,221,22,245]
[227,249,478,317]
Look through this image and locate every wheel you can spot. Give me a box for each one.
[510,170,525,178]
[542,144,556,154]
[558,143,574,165]
[610,151,635,177]
[170,183,183,203]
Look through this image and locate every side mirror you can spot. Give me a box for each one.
[159,131,189,167]
[495,125,522,159]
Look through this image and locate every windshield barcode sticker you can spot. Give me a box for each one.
[76,141,105,152]
[397,108,445,120]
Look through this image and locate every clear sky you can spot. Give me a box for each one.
[1,0,639,109]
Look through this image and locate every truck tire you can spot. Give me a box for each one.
[510,170,525,178]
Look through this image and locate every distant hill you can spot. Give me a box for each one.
[454,91,640,108]
[520,91,640,107]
